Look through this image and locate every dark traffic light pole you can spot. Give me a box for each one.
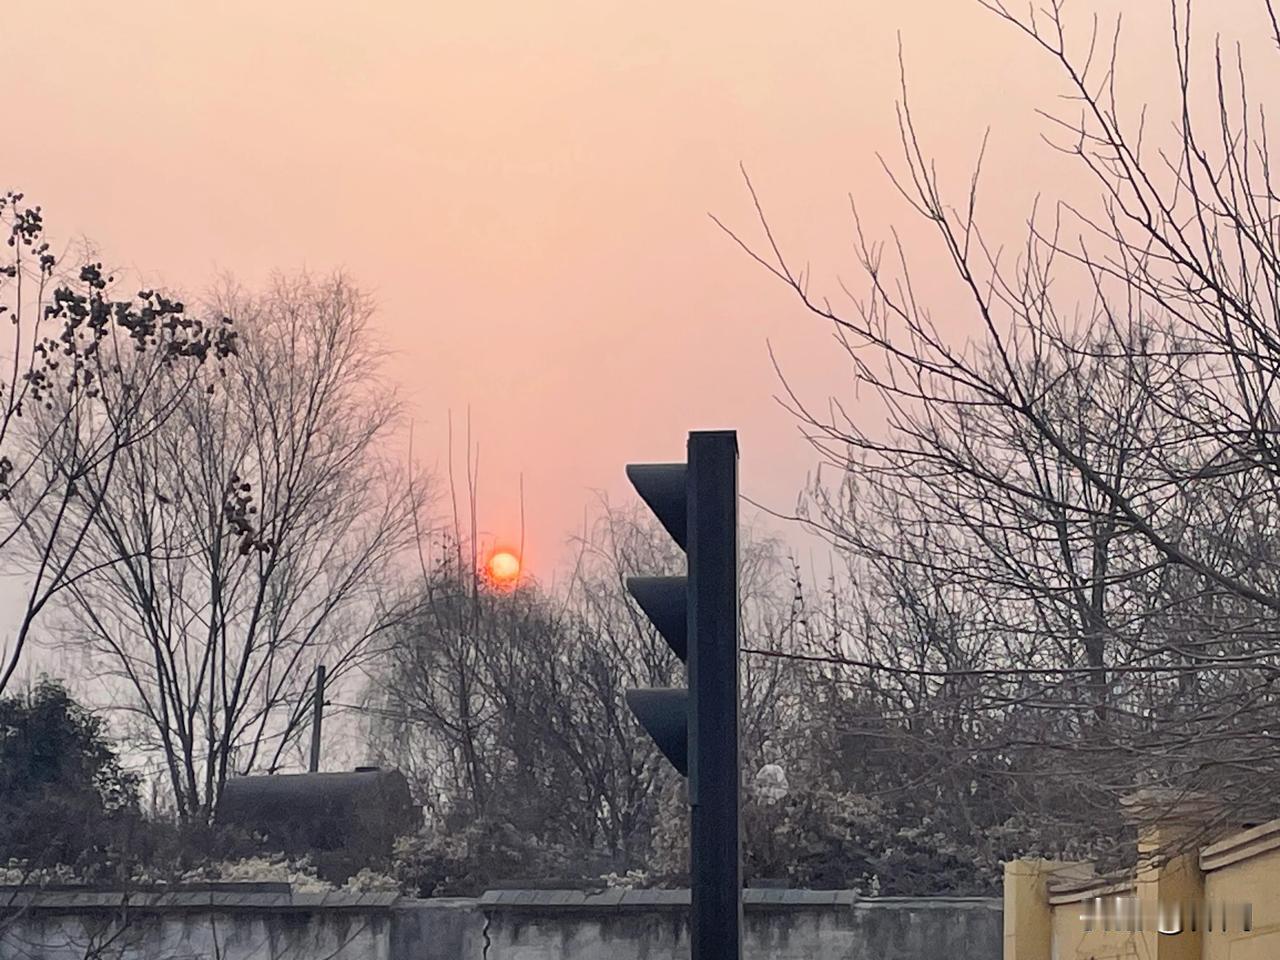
[686,431,742,958]
[623,430,741,960]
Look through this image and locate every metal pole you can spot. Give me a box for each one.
[687,430,741,959]
[309,664,326,773]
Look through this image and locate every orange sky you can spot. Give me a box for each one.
[4,0,1257,577]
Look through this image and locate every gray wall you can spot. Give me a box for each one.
[455,892,1001,960]
[2,887,1002,960]
[0,888,396,960]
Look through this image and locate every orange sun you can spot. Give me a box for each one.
[486,549,522,586]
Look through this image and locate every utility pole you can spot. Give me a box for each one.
[309,664,326,773]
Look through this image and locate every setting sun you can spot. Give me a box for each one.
[486,549,522,585]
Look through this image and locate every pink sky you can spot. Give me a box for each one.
[5,0,1243,576]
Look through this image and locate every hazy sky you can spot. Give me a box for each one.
[4,0,1240,577]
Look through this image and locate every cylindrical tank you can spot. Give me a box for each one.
[216,767,419,861]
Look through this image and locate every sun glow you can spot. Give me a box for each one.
[486,549,522,586]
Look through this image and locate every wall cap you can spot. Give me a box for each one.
[1200,816,1280,872]
[0,888,400,913]
[1042,864,1136,906]
[472,889,1001,913]
[1,885,1004,917]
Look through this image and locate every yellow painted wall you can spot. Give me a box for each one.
[1004,860,1054,960]
[1048,895,1144,960]
[1007,831,1280,960]
[1145,853,1201,960]
[1203,845,1280,960]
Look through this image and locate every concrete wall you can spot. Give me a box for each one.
[0,888,397,960]
[3,910,391,960]
[465,891,1001,960]
[2,887,1002,960]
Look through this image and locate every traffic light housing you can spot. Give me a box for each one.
[625,430,741,960]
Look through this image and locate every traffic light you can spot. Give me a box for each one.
[625,430,741,960]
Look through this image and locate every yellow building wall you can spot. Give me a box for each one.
[1004,860,1054,960]
[1041,853,1203,960]
[1140,852,1202,960]
[1202,845,1280,960]
[1048,896,1144,960]
[1006,824,1280,960]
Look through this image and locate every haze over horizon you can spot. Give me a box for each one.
[3,0,1240,578]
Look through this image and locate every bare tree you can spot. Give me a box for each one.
[722,0,1280,865]
[368,495,815,882]
[0,192,236,694]
[54,273,419,819]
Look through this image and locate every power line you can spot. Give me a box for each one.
[740,645,1280,678]
[328,700,423,723]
